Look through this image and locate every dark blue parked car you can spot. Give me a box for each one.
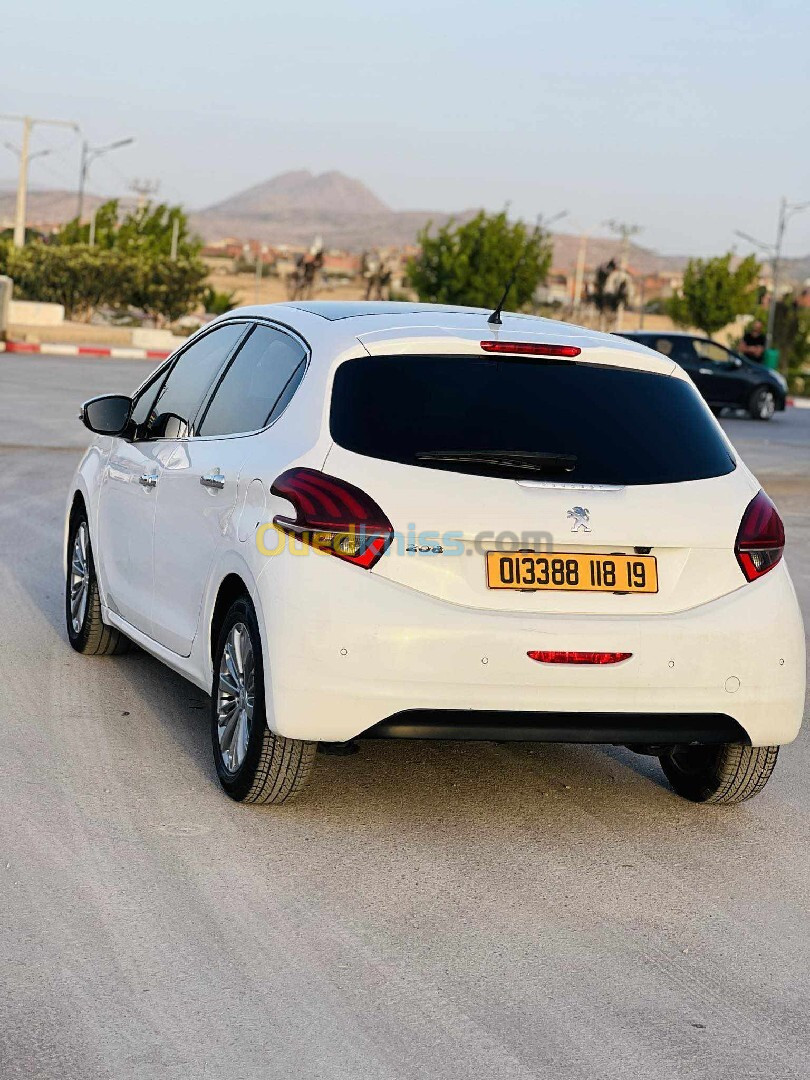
[615,331,787,420]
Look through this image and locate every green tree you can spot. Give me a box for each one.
[52,200,120,248]
[406,210,552,309]
[742,294,810,377]
[54,200,201,258]
[116,203,201,258]
[16,200,207,324]
[202,285,238,315]
[666,253,760,337]
[2,245,136,320]
[129,255,208,325]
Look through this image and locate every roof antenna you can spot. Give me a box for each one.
[488,215,548,325]
[487,267,519,325]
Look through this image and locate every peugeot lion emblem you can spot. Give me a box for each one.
[567,506,591,533]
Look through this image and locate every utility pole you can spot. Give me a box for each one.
[0,113,79,247]
[572,231,589,317]
[735,196,810,350]
[77,136,135,220]
[170,216,180,261]
[769,198,788,350]
[605,219,643,331]
[255,244,268,303]
[129,178,159,211]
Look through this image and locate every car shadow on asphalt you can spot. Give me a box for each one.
[109,635,689,821]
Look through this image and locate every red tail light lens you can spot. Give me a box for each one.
[735,490,785,581]
[271,467,393,569]
[528,651,632,665]
[481,341,581,357]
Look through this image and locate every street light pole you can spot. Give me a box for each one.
[735,197,810,350]
[76,137,135,220]
[77,140,89,222]
[0,113,78,247]
[761,197,788,352]
[13,117,31,248]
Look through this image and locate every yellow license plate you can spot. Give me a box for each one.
[486,552,658,593]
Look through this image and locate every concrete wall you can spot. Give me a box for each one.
[9,300,65,326]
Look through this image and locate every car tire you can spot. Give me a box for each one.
[211,596,316,804]
[658,743,779,804]
[749,386,776,421]
[66,512,130,656]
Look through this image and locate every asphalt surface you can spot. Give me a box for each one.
[1,354,808,1080]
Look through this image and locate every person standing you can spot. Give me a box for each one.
[740,319,767,363]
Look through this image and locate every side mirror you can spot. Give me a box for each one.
[80,394,132,436]
[150,412,189,440]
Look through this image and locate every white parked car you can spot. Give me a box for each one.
[65,302,805,806]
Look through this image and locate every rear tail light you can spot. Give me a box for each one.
[528,651,632,665]
[271,467,393,569]
[481,341,581,357]
[735,490,784,582]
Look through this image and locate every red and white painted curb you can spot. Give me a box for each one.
[0,340,171,360]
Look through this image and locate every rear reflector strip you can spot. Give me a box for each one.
[481,341,582,357]
[528,651,632,665]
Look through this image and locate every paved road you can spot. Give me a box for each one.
[1,355,808,1080]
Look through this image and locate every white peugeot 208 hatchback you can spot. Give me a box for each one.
[65,302,805,807]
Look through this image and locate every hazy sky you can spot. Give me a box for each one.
[2,0,808,255]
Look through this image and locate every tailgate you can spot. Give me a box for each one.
[323,445,759,616]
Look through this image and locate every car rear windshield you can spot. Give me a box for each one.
[330,355,736,486]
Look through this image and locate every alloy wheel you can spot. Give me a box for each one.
[216,622,255,773]
[757,390,775,419]
[69,522,91,634]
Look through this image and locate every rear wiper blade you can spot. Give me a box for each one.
[416,450,578,472]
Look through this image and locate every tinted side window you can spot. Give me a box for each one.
[694,340,731,364]
[145,323,246,436]
[197,325,307,437]
[130,364,171,430]
[670,338,698,364]
[651,337,674,357]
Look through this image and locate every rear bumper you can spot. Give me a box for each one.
[258,554,805,747]
[364,710,748,744]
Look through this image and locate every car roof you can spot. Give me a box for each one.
[286,300,492,321]
[213,301,679,376]
[620,330,703,338]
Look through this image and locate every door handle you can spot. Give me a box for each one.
[200,471,226,490]
[139,472,158,489]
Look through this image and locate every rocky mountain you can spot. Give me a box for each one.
[202,169,390,218]
[3,171,809,279]
[192,168,465,250]
[0,187,114,228]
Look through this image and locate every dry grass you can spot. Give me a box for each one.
[207,269,367,308]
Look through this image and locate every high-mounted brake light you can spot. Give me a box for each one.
[735,490,784,582]
[480,341,581,357]
[527,651,632,665]
[271,468,393,569]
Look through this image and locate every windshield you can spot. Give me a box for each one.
[330,355,736,486]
